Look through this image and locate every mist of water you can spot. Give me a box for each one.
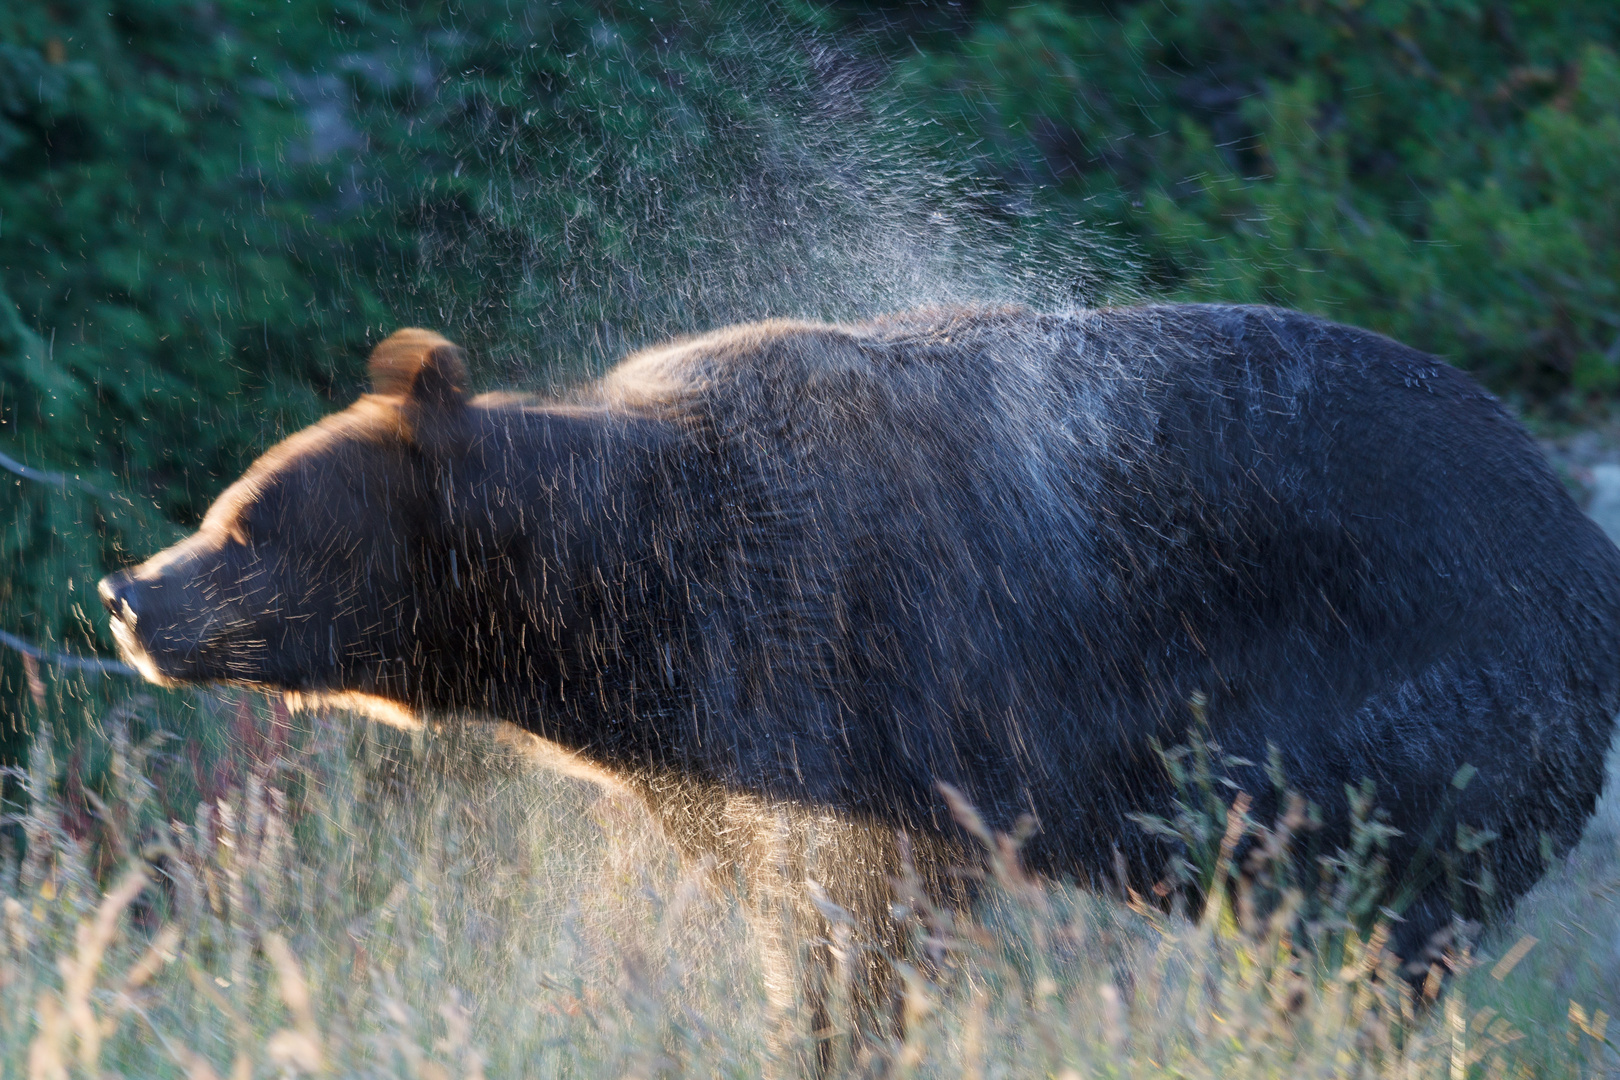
[384,18,1142,391]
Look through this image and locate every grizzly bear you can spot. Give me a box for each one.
[102,305,1620,1021]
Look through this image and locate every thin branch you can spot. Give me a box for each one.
[0,628,138,677]
[0,448,182,538]
[0,449,116,499]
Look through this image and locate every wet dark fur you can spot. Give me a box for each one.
[104,305,1620,992]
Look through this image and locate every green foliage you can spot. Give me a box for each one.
[0,0,850,752]
[1126,696,1405,963]
[894,0,1620,407]
[0,0,388,743]
[1127,697,1521,981]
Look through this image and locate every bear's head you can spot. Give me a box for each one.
[98,330,474,704]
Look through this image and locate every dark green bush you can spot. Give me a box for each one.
[894,0,1620,404]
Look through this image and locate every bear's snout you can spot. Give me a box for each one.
[101,532,374,693]
[97,557,239,686]
[98,567,190,685]
[97,573,134,623]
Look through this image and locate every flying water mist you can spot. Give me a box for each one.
[382,16,1143,389]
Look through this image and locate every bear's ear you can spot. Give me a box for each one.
[367,328,469,412]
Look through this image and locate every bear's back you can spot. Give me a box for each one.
[603,304,1620,837]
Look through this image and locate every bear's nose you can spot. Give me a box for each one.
[98,573,136,623]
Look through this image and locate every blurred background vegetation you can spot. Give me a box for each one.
[4,0,1620,760]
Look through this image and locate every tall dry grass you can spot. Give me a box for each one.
[0,691,1614,1079]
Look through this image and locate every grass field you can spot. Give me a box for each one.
[0,685,1615,1080]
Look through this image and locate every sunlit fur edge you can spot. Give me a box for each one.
[281,690,631,795]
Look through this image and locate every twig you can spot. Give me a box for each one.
[0,449,116,500]
[0,447,182,539]
[0,628,138,677]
